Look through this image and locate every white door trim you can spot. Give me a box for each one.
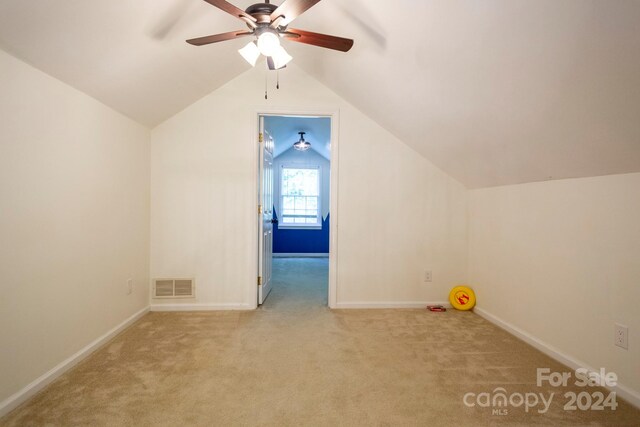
[250,107,340,309]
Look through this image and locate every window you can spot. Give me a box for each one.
[280,165,320,227]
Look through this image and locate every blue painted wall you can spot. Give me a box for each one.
[273,208,330,253]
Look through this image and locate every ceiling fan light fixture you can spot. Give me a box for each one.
[256,31,281,56]
[293,131,311,151]
[186,0,355,85]
[270,45,293,69]
[238,41,260,66]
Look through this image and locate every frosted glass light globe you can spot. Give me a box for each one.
[238,41,260,66]
[271,45,292,69]
[257,32,280,56]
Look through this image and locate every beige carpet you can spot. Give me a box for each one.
[2,258,639,426]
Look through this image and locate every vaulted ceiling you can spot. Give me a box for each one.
[265,116,331,160]
[1,0,639,188]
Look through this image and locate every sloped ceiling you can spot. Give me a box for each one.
[264,116,331,159]
[0,0,639,188]
[0,0,253,127]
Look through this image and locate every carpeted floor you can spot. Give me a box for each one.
[2,257,639,426]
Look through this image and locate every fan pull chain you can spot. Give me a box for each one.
[276,70,280,90]
[265,69,268,100]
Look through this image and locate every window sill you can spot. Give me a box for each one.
[277,225,322,230]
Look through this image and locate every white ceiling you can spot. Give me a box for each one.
[264,116,331,159]
[0,0,257,127]
[1,0,639,188]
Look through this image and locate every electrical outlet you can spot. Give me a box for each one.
[127,279,133,295]
[615,324,628,349]
[424,270,432,282]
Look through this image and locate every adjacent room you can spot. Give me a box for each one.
[261,115,331,307]
[1,0,639,425]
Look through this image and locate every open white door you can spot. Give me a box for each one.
[258,116,274,305]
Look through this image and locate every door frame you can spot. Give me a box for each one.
[250,107,340,308]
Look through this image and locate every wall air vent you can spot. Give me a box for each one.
[153,278,195,298]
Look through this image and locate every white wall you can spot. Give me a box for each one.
[150,64,468,308]
[469,173,640,400]
[0,50,150,406]
[273,147,330,221]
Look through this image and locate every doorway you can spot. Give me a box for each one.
[256,112,338,307]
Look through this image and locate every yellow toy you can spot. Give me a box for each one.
[449,286,476,310]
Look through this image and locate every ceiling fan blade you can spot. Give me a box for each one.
[270,0,322,27]
[283,28,354,52]
[201,0,257,23]
[186,30,252,46]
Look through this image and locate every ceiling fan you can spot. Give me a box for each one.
[186,0,354,70]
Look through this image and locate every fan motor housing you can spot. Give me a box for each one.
[246,3,278,24]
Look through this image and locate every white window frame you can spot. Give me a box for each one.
[279,164,322,229]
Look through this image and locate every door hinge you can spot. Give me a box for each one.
[258,204,263,214]
[258,276,262,286]
[259,132,264,143]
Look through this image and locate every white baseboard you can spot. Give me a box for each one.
[0,306,149,418]
[150,303,253,311]
[333,301,451,309]
[474,306,640,409]
[273,253,329,258]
